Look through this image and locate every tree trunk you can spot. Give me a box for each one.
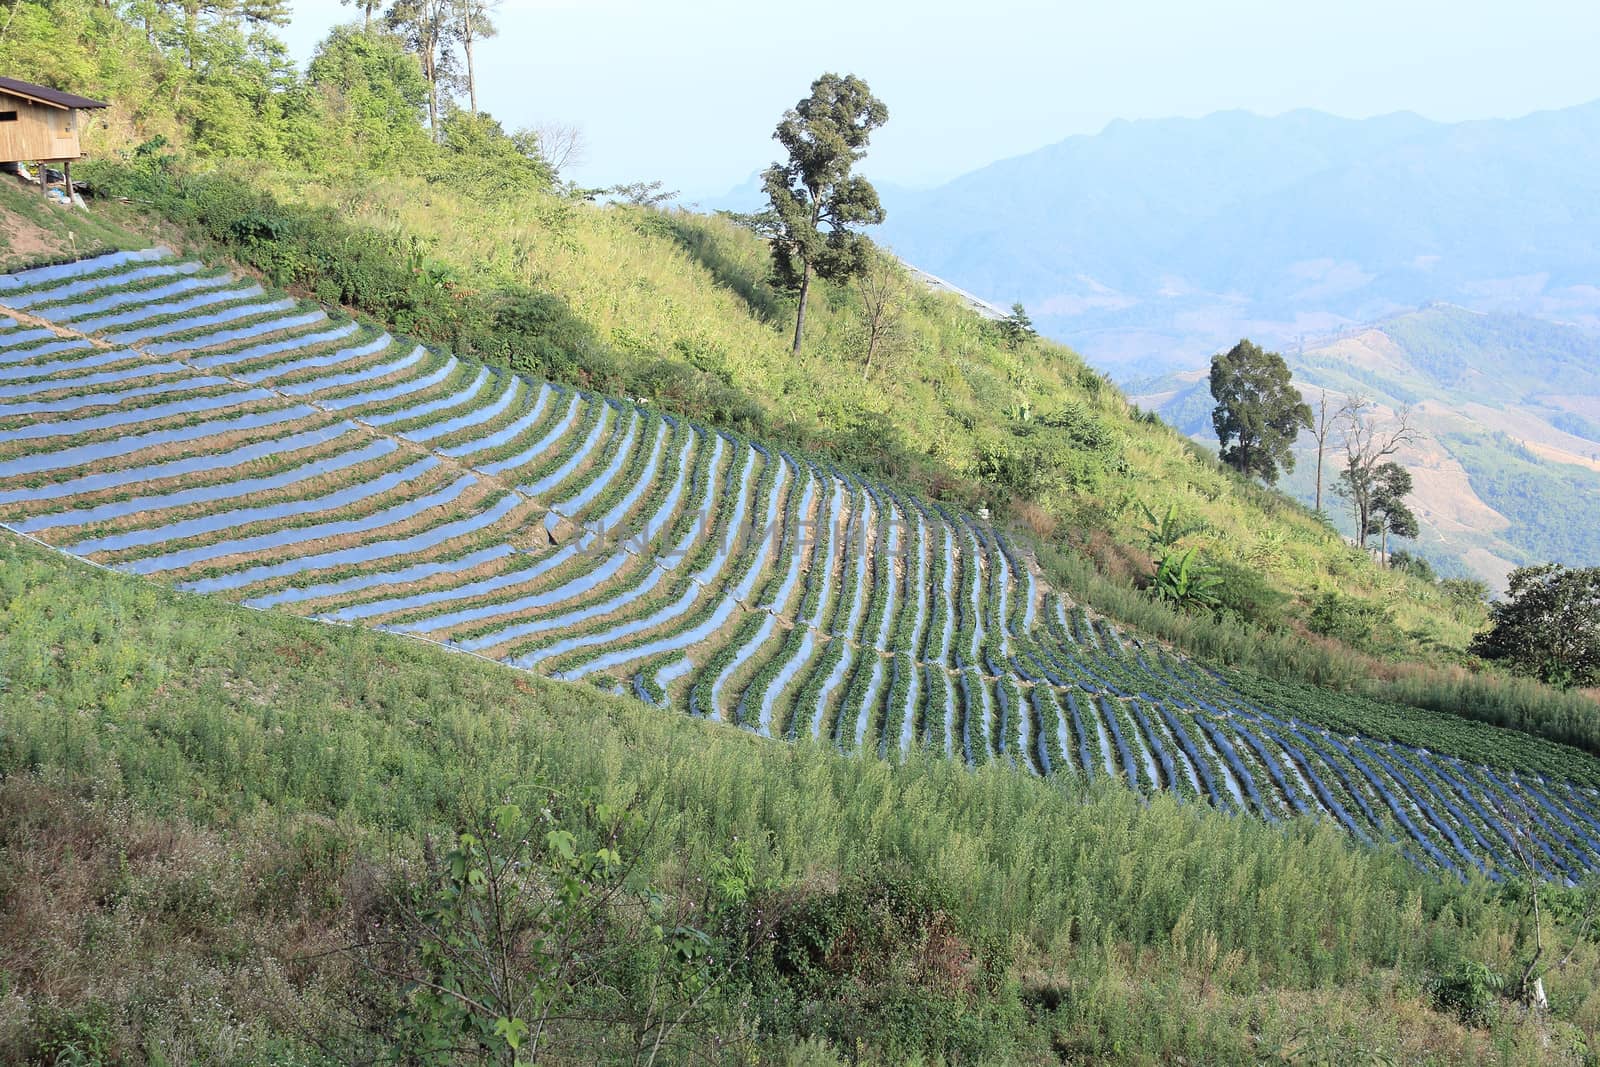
[1314,439,1324,512]
[791,261,811,355]
[462,3,477,115]
[426,62,439,141]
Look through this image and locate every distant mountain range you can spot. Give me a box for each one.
[1128,304,1600,588]
[719,99,1600,377]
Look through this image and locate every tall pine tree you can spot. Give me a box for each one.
[761,73,887,354]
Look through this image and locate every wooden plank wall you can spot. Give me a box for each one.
[0,92,82,163]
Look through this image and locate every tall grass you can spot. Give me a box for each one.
[4,535,1599,1062]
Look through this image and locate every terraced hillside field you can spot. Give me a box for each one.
[4,248,1600,884]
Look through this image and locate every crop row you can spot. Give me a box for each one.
[4,248,1599,882]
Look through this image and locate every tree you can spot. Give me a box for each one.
[761,72,888,355]
[1208,339,1310,485]
[1310,387,1333,513]
[451,0,498,116]
[999,302,1035,349]
[435,107,553,197]
[609,179,678,208]
[854,247,908,379]
[533,120,585,178]
[1333,396,1418,551]
[1371,461,1418,566]
[339,0,382,29]
[307,24,433,170]
[385,0,458,141]
[1471,564,1600,688]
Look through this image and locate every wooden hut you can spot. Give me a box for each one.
[0,76,109,197]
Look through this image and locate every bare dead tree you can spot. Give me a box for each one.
[1334,395,1417,550]
[1310,388,1333,514]
[534,121,586,178]
[854,250,908,380]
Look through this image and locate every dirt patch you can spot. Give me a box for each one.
[0,204,65,267]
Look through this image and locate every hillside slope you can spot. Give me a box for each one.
[1131,305,1600,587]
[8,235,1600,884]
[10,532,1600,1063]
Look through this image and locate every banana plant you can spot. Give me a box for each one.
[1139,502,1209,551]
[1152,545,1224,612]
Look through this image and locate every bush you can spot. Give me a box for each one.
[738,872,1020,1062]
[1427,960,1502,1027]
[1210,558,1289,629]
[1307,592,1392,648]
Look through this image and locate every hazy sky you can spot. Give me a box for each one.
[279,0,1600,200]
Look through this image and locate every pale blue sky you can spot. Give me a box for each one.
[280,0,1600,200]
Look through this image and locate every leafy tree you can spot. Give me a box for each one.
[999,302,1035,348]
[1371,461,1418,566]
[307,24,433,171]
[609,179,678,208]
[1471,564,1600,688]
[760,72,888,354]
[854,247,908,379]
[1208,339,1310,484]
[434,106,551,197]
[1440,577,1490,606]
[1388,548,1435,582]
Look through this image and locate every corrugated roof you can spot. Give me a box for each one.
[0,76,108,110]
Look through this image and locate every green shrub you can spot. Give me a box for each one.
[1209,557,1289,629]
[1427,960,1502,1027]
[1308,592,1392,648]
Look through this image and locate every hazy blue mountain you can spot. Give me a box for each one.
[873,101,1600,374]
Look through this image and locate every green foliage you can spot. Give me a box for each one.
[306,24,434,172]
[761,72,888,352]
[1390,549,1436,582]
[1439,577,1490,606]
[1308,591,1393,649]
[739,872,1019,1062]
[1138,501,1207,552]
[1209,338,1311,485]
[348,797,723,1064]
[431,107,553,198]
[998,302,1035,348]
[1208,556,1289,628]
[1471,563,1600,688]
[31,1000,114,1066]
[1373,461,1419,549]
[1427,960,1503,1027]
[1151,545,1224,613]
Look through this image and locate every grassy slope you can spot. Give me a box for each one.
[5,534,1600,1064]
[7,169,1598,749]
[249,174,1600,748]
